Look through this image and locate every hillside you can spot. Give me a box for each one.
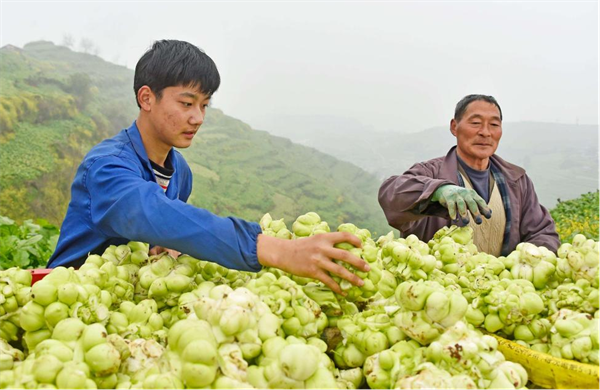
[259,115,599,208]
[550,191,599,243]
[0,41,390,235]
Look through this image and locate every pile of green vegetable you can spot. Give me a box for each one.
[0,211,598,389]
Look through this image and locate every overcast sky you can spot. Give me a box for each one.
[1,1,598,133]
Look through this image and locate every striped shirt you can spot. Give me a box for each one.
[150,160,174,192]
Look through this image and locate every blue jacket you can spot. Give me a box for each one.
[47,121,263,271]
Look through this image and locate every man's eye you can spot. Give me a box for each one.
[471,122,481,125]
[491,123,500,127]
[181,102,192,107]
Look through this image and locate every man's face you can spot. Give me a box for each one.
[450,100,502,166]
[147,85,210,149]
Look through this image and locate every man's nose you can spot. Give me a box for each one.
[479,123,491,136]
[189,108,204,126]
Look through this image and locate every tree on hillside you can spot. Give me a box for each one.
[61,33,74,49]
[79,38,94,54]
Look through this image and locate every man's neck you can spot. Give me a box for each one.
[136,116,170,167]
[456,148,489,171]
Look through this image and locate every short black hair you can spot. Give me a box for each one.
[454,94,503,122]
[134,40,220,108]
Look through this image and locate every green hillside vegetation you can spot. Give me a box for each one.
[185,109,386,230]
[0,41,390,235]
[0,42,138,223]
[550,191,599,243]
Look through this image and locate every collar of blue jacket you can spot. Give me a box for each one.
[47,120,263,272]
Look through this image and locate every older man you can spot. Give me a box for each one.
[378,94,559,255]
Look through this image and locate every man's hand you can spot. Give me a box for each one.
[149,246,181,259]
[431,185,492,224]
[256,232,370,295]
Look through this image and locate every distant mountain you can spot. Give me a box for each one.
[260,115,599,208]
[0,41,390,235]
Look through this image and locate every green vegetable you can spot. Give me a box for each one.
[0,216,59,270]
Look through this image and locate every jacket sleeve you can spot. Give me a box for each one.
[378,162,455,230]
[86,156,263,272]
[179,161,193,203]
[518,175,560,252]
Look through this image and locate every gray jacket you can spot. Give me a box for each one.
[378,146,560,253]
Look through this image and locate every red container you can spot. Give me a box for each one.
[30,268,52,285]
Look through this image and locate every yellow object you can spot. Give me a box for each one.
[488,333,599,389]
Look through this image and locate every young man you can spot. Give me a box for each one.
[378,94,559,256]
[48,40,369,294]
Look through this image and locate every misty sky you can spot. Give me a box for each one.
[1,1,598,134]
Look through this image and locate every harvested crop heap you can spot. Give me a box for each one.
[0,212,598,389]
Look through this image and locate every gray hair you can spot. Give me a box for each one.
[454,94,503,121]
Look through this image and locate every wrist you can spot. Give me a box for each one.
[257,234,281,268]
[432,185,446,201]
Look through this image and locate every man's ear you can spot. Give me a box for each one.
[137,86,154,112]
[450,119,458,137]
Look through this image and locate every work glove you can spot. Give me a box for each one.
[431,185,492,224]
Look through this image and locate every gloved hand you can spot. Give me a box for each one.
[431,185,492,224]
